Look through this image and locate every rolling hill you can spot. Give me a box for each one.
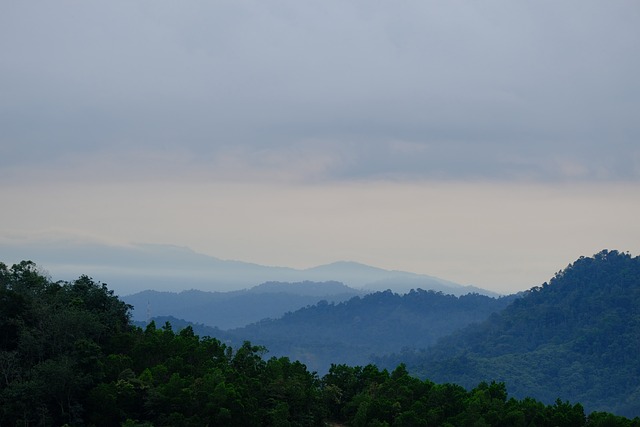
[222,289,516,373]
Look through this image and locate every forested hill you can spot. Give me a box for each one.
[381,250,640,417]
[224,289,516,373]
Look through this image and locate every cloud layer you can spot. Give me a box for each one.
[2,1,639,183]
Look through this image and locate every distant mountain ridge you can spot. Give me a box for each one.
[0,238,496,296]
[123,281,362,329]
[305,260,498,296]
[249,280,358,296]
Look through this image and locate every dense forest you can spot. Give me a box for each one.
[379,250,640,417]
[2,257,639,426]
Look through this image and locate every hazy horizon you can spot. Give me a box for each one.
[0,236,632,296]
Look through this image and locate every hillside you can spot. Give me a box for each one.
[123,281,361,329]
[383,250,640,417]
[224,289,516,373]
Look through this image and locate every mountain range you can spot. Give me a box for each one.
[0,238,497,296]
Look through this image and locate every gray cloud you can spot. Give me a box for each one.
[1,1,639,183]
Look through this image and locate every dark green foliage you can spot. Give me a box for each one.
[317,363,631,427]
[1,258,639,426]
[0,261,132,425]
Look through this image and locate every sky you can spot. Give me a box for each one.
[1,1,639,294]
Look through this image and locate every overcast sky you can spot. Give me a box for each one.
[1,1,639,294]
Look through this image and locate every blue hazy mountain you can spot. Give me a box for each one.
[231,289,516,374]
[123,281,362,329]
[0,238,496,296]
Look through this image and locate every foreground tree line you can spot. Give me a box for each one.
[1,261,638,426]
